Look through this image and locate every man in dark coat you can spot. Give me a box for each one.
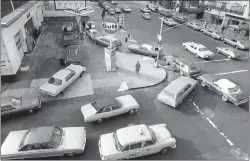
[102,9,105,20]
[135,61,141,75]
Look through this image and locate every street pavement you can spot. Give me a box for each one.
[1,1,249,160]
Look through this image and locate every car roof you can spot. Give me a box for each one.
[163,76,195,94]
[103,35,118,41]
[24,127,54,146]
[216,79,236,89]
[141,44,153,49]
[116,124,152,146]
[53,69,71,79]
[193,42,205,48]
[97,97,119,108]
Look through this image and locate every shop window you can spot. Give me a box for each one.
[14,31,22,50]
[231,20,240,25]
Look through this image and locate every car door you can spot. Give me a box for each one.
[210,82,222,95]
[129,142,143,159]
[36,143,62,158]
[111,105,124,116]
[138,47,147,55]
[142,140,159,156]
[100,106,112,118]
[23,144,43,159]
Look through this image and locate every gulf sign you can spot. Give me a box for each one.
[101,17,119,34]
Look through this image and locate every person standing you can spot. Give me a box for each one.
[221,25,225,34]
[135,61,141,75]
[102,9,105,20]
[204,21,207,28]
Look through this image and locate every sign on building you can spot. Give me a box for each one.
[101,17,120,35]
[55,1,86,10]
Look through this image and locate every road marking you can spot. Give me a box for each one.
[194,57,249,64]
[214,70,248,76]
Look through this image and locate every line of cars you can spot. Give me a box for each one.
[98,0,131,15]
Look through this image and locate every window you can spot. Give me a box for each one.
[183,84,192,92]
[65,69,75,81]
[130,143,142,150]
[143,141,154,146]
[113,132,123,151]
[14,31,22,50]
[122,146,129,151]
[103,107,111,112]
[161,90,175,100]
[91,101,99,112]
[231,20,240,25]
[111,105,120,110]
[48,77,62,86]
[27,144,40,151]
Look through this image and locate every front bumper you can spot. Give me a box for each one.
[234,98,249,106]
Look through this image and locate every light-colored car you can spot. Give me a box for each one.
[157,76,197,108]
[93,35,122,49]
[115,7,121,13]
[121,5,131,12]
[140,7,151,13]
[81,95,140,123]
[39,64,86,96]
[1,96,41,117]
[111,0,117,5]
[1,126,86,159]
[108,8,116,15]
[185,22,203,30]
[85,21,96,29]
[98,124,176,160]
[142,13,151,20]
[182,42,214,59]
[146,4,156,12]
[216,47,246,59]
[128,44,158,58]
[86,29,100,41]
[164,55,201,77]
[198,74,249,106]
[221,37,249,50]
[163,18,178,27]
[200,29,224,40]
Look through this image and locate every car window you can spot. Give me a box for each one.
[65,69,76,81]
[130,143,142,150]
[26,144,40,151]
[143,141,154,146]
[183,84,192,92]
[123,146,129,151]
[103,106,111,112]
[11,97,21,107]
[111,105,120,110]
[193,46,197,50]
[48,77,62,86]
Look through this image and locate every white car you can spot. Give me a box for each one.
[1,126,86,159]
[163,18,178,27]
[182,42,214,59]
[39,64,86,96]
[81,95,139,123]
[146,4,156,12]
[98,124,176,160]
[221,37,249,50]
[140,7,151,13]
[121,5,131,12]
[216,47,245,59]
[142,13,151,20]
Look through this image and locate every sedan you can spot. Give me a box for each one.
[142,13,151,20]
[86,29,100,41]
[121,5,131,12]
[159,9,172,17]
[81,95,140,123]
[115,7,121,13]
[1,126,86,159]
[108,8,116,15]
[201,29,224,40]
[163,18,178,27]
[60,45,81,66]
[98,124,176,160]
[128,44,158,58]
[110,0,117,5]
[93,35,122,49]
[182,42,214,59]
[198,74,249,106]
[185,22,203,30]
[39,64,86,96]
[1,95,41,117]
[146,4,157,12]
[140,7,151,13]
[221,37,249,50]
[216,47,246,59]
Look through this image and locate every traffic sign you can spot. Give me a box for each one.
[101,17,119,35]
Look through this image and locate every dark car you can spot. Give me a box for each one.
[1,96,41,117]
[164,55,201,77]
[61,32,77,47]
[197,74,249,106]
[159,9,172,17]
[60,45,81,66]
[173,16,188,23]
[93,35,122,49]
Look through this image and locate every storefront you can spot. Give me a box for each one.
[1,1,44,77]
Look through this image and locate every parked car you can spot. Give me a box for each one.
[61,32,77,47]
[197,74,249,106]
[98,124,176,160]
[81,95,140,123]
[142,12,151,20]
[164,54,201,77]
[85,21,96,30]
[110,0,117,5]
[1,126,86,159]
[108,8,116,15]
[128,44,158,58]
[182,42,214,59]
[146,4,157,12]
[121,5,131,12]
[104,4,110,11]
[228,24,239,31]
[39,64,86,96]
[185,22,203,30]
[157,76,197,108]
[1,96,41,117]
[163,18,178,27]
[60,45,81,66]
[115,7,121,13]
[140,7,151,13]
[173,16,188,23]
[216,47,246,59]
[93,35,122,49]
[98,1,105,7]
[200,29,224,40]
[221,37,249,50]
[86,29,100,41]
[159,9,172,17]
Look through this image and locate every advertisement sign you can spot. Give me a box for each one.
[55,1,86,10]
[101,17,120,35]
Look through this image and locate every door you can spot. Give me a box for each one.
[111,105,124,116]
[142,141,158,156]
[129,143,142,159]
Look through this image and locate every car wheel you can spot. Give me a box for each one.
[223,40,226,44]
[234,102,240,106]
[28,109,34,114]
[160,147,169,154]
[195,53,199,58]
[129,109,136,115]
[235,45,239,50]
[201,81,206,87]
[80,71,84,77]
[222,95,228,102]
[66,152,75,157]
[184,45,187,50]
[60,58,65,66]
[228,55,232,59]
[96,118,104,124]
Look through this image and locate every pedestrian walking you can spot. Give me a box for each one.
[102,9,105,20]
[135,61,141,75]
[221,25,225,34]
[204,21,207,28]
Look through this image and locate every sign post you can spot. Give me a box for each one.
[101,17,120,72]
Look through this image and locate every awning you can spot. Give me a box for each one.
[187,7,204,13]
[225,13,249,21]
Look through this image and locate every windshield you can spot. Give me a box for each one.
[148,128,157,142]
[91,101,99,112]
[115,98,123,106]
[48,77,62,86]
[113,132,123,151]
[11,97,21,107]
[228,86,241,93]
[161,90,175,100]
[199,48,208,51]
[49,127,63,148]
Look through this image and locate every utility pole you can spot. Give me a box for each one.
[155,17,164,68]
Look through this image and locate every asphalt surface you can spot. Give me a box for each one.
[1,1,249,160]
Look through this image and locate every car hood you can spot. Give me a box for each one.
[61,127,86,149]
[21,95,40,108]
[128,44,140,49]
[1,130,28,156]
[67,54,79,60]
[81,103,96,119]
[124,8,131,11]
[116,95,139,108]
[99,133,118,156]
[39,81,58,95]
[229,90,249,101]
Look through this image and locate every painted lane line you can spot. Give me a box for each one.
[194,57,249,64]
[226,139,234,146]
[214,70,248,76]
[206,118,217,128]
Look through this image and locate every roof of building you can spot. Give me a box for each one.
[23,127,54,145]
[116,124,152,146]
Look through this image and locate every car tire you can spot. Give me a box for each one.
[129,109,136,115]
[160,147,169,154]
[222,95,228,102]
[65,152,75,157]
[223,40,226,44]
[235,45,239,50]
[28,109,34,114]
[184,45,187,50]
[228,55,232,59]
[195,53,199,58]
[201,81,206,87]
[80,71,84,77]
[96,118,104,124]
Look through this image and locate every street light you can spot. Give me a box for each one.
[155,17,164,68]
